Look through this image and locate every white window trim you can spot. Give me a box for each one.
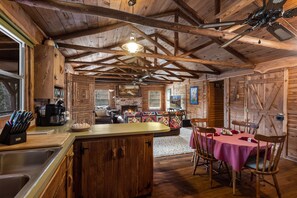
[148,90,161,110]
[0,24,25,116]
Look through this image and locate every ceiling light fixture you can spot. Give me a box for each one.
[122,0,143,53]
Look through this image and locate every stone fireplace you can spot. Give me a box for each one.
[115,97,142,112]
[121,105,138,113]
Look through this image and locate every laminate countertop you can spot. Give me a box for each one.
[0,122,170,197]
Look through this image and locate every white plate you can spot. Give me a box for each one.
[71,127,90,132]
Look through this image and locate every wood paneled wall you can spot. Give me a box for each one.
[287,67,297,160]
[167,79,207,119]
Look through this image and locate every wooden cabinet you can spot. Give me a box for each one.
[73,134,153,198]
[41,145,74,198]
[34,45,65,99]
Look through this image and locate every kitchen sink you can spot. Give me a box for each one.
[0,174,30,198]
[0,147,60,174]
[0,147,62,197]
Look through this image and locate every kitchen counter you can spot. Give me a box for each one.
[0,122,170,197]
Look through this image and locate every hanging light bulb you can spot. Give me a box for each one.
[122,32,143,53]
[121,0,143,53]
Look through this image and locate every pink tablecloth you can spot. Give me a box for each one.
[189,128,261,172]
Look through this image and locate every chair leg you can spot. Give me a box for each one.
[256,174,260,198]
[272,174,281,198]
[210,161,213,188]
[192,156,200,175]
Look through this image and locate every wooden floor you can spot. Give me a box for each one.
[152,153,297,198]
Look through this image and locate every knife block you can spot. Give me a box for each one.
[0,123,27,145]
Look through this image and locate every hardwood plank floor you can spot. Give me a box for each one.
[152,153,297,198]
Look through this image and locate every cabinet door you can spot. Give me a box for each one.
[54,49,65,88]
[81,138,118,198]
[80,135,153,198]
[66,145,74,198]
[34,45,55,99]
[117,134,153,197]
[40,157,67,198]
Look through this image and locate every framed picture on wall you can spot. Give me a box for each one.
[117,85,141,97]
[190,86,198,105]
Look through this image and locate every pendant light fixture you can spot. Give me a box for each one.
[122,0,143,53]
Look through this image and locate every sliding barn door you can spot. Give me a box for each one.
[66,74,95,124]
[246,71,284,136]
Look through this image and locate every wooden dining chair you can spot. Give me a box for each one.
[190,118,208,165]
[192,126,218,188]
[245,133,286,198]
[231,120,259,134]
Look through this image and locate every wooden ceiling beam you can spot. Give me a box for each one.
[90,75,182,83]
[173,0,254,65]
[172,0,204,25]
[129,25,172,56]
[156,34,222,72]
[53,9,178,41]
[58,43,250,67]
[70,61,218,74]
[216,0,255,20]
[15,0,297,51]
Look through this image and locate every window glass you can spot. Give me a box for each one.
[95,89,109,106]
[0,25,24,117]
[149,91,161,110]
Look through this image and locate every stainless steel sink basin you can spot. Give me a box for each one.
[0,147,61,197]
[0,174,30,198]
[0,148,59,174]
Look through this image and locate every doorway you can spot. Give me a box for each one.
[208,80,224,127]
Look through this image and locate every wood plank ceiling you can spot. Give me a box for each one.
[14,0,297,84]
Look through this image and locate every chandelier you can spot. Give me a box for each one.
[121,0,143,53]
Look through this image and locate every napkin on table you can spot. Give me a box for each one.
[239,136,258,143]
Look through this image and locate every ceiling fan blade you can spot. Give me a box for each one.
[221,28,253,48]
[266,0,287,10]
[266,22,294,41]
[201,20,244,29]
[283,7,297,18]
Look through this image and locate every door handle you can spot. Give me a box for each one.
[118,146,126,158]
[145,140,152,147]
[112,148,117,159]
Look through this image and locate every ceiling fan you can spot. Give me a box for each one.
[200,0,297,47]
[132,70,152,85]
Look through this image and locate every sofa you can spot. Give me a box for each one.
[123,111,185,136]
[94,106,111,124]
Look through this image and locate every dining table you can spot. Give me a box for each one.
[189,128,265,195]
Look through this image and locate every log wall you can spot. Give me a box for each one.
[287,67,297,160]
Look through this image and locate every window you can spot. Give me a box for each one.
[95,89,109,106]
[0,25,25,117]
[149,91,161,110]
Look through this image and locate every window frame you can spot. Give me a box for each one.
[0,24,25,117]
[148,90,161,110]
[94,89,110,107]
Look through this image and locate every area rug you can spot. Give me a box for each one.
[153,127,194,157]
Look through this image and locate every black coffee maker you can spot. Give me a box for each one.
[36,100,66,126]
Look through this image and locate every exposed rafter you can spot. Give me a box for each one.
[59,43,251,68]
[14,0,297,51]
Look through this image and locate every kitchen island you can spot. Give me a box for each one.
[0,122,170,197]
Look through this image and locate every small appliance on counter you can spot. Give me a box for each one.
[36,99,67,126]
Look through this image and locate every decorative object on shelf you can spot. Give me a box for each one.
[0,110,33,145]
[190,86,198,105]
[121,0,143,53]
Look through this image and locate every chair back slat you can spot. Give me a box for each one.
[254,133,286,174]
[232,120,259,134]
[192,126,216,161]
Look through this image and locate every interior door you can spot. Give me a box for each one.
[246,71,284,135]
[208,80,224,127]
